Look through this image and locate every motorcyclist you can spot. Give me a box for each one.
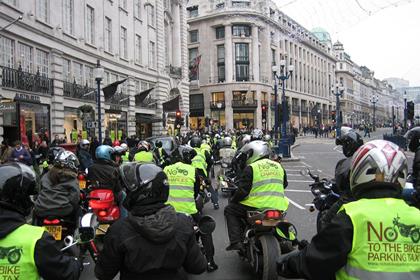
[277,140,420,279]
[34,150,81,225]
[225,140,289,251]
[119,143,129,163]
[405,126,420,207]
[87,145,121,194]
[218,137,236,166]
[95,162,207,280]
[153,141,165,165]
[0,162,82,279]
[132,141,155,163]
[164,146,218,272]
[41,146,65,175]
[251,129,263,141]
[190,136,219,210]
[76,139,93,171]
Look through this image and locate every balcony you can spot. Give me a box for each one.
[210,101,225,109]
[63,80,96,101]
[169,65,182,78]
[190,102,204,110]
[208,76,226,84]
[106,92,130,106]
[2,66,53,95]
[232,99,257,108]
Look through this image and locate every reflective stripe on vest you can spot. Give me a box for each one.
[336,198,420,280]
[240,158,288,211]
[0,224,45,279]
[134,151,154,163]
[164,162,198,215]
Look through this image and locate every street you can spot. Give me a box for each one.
[81,128,414,279]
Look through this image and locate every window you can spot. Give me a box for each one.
[3,0,17,6]
[0,37,14,68]
[339,62,343,70]
[235,43,249,81]
[86,5,95,44]
[135,34,142,64]
[63,58,71,81]
[18,43,33,73]
[105,17,112,52]
[73,62,83,84]
[120,0,127,9]
[135,80,141,93]
[63,0,74,34]
[271,49,276,66]
[189,30,199,43]
[232,1,250,8]
[134,0,141,19]
[120,26,127,58]
[85,65,94,87]
[217,45,225,82]
[37,0,48,22]
[232,25,251,37]
[215,2,225,9]
[189,48,199,81]
[188,6,198,17]
[149,41,155,68]
[36,49,49,77]
[215,26,225,39]
[147,5,155,26]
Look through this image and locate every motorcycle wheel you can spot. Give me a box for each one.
[411,229,420,243]
[258,235,281,280]
[7,250,21,264]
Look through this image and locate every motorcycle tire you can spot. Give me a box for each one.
[259,235,281,280]
[411,229,420,243]
[7,250,21,265]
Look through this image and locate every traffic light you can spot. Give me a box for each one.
[407,101,415,120]
[262,105,267,121]
[175,110,183,129]
[331,110,336,121]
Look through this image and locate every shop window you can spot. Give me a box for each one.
[19,102,50,146]
[105,111,127,141]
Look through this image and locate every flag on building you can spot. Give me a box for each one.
[189,55,201,80]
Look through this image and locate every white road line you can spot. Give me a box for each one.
[301,162,312,168]
[285,169,305,171]
[287,197,305,210]
[286,173,304,176]
[288,179,313,183]
[285,189,311,193]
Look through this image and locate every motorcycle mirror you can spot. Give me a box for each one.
[198,215,216,235]
[300,168,310,176]
[79,226,95,243]
[85,168,88,174]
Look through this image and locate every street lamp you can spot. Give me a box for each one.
[332,83,345,137]
[216,102,223,130]
[93,60,104,143]
[403,91,407,131]
[370,94,379,131]
[272,59,294,157]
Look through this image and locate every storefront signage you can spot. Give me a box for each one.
[0,102,16,112]
[14,93,41,103]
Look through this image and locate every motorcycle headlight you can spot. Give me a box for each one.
[222,163,228,168]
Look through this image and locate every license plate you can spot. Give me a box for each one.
[96,224,110,235]
[45,226,62,240]
[262,220,279,227]
[79,180,86,189]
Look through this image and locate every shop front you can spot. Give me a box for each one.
[105,110,127,142]
[135,113,154,139]
[63,107,90,143]
[189,94,204,130]
[233,111,255,130]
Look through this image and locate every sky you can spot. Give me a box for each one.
[275,0,420,86]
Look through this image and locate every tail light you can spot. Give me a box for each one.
[98,210,107,217]
[43,219,60,225]
[265,210,281,219]
[78,174,85,181]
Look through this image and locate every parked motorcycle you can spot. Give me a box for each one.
[300,168,340,233]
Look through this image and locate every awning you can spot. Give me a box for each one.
[136,113,162,123]
[162,95,180,112]
[135,88,154,104]
[103,79,127,100]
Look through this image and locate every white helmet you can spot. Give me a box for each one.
[120,143,128,151]
[350,140,408,198]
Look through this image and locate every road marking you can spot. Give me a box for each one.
[287,197,305,210]
[285,189,311,193]
[301,162,312,168]
[286,173,304,176]
[288,179,314,183]
[285,168,305,171]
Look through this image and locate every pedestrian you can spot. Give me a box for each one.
[364,125,370,138]
[50,134,62,147]
[9,140,32,165]
[0,140,13,164]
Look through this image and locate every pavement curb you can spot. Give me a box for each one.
[282,143,301,162]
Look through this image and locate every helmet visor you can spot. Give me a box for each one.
[137,164,162,186]
[120,163,139,191]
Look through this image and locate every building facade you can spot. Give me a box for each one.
[0,0,189,145]
[186,0,337,132]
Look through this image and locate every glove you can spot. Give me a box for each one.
[276,250,300,278]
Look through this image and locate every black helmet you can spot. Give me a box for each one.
[0,163,37,216]
[190,136,202,148]
[336,127,363,158]
[54,150,80,172]
[120,163,169,210]
[404,126,420,153]
[48,146,65,163]
[155,141,163,148]
[177,145,197,164]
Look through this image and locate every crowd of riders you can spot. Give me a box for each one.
[0,125,419,279]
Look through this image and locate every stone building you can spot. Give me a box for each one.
[186,0,337,131]
[0,0,189,145]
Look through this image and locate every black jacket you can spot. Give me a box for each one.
[0,207,81,280]
[87,159,121,193]
[414,147,420,189]
[77,148,93,171]
[95,205,207,280]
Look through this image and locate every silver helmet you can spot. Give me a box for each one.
[240,140,270,165]
[223,137,233,148]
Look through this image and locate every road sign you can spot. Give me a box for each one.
[86,121,98,129]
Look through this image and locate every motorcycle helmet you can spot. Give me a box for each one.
[120,162,169,209]
[112,140,120,147]
[80,139,90,150]
[190,136,202,148]
[223,137,233,148]
[177,145,197,165]
[350,140,408,199]
[95,145,115,161]
[336,126,363,158]
[54,150,80,172]
[237,134,251,149]
[155,141,163,149]
[240,140,270,165]
[404,126,420,153]
[47,146,65,163]
[251,129,263,141]
[120,143,128,151]
[137,141,151,152]
[263,134,271,142]
[0,163,37,216]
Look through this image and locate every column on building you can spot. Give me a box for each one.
[251,24,260,82]
[256,90,262,129]
[127,78,136,137]
[50,49,65,138]
[172,2,182,67]
[298,98,302,131]
[224,24,233,83]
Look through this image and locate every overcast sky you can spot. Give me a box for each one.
[275,0,420,86]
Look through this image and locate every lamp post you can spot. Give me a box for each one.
[332,83,345,137]
[272,59,294,156]
[403,91,407,131]
[93,60,104,143]
[216,102,223,131]
[370,94,379,132]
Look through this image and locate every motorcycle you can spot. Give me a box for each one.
[300,168,340,233]
[41,216,78,249]
[219,174,238,196]
[403,174,419,209]
[0,246,23,265]
[195,176,212,213]
[386,215,420,244]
